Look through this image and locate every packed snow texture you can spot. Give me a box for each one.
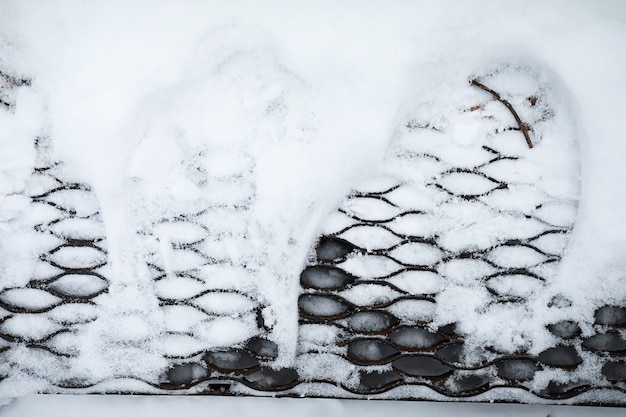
[0,0,626,402]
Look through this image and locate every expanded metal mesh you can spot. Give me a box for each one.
[0,137,110,387]
[295,69,625,402]
[0,67,625,404]
[146,150,300,392]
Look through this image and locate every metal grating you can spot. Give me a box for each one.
[1,66,625,405]
[294,67,625,403]
[144,148,300,392]
[0,138,111,387]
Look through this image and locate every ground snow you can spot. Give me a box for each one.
[0,0,625,408]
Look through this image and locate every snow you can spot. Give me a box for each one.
[44,246,106,270]
[0,314,61,341]
[339,284,402,306]
[47,303,98,325]
[387,299,436,322]
[387,271,444,294]
[0,0,625,411]
[0,287,61,311]
[389,242,445,266]
[339,254,404,278]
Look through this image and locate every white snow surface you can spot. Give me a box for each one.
[0,0,625,407]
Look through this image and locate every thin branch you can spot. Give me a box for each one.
[470,79,534,149]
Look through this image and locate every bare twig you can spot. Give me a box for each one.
[470,79,534,149]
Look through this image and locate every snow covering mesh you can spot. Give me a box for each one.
[0,138,111,386]
[300,183,589,399]
[294,68,626,403]
[141,150,300,392]
[1,67,626,404]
